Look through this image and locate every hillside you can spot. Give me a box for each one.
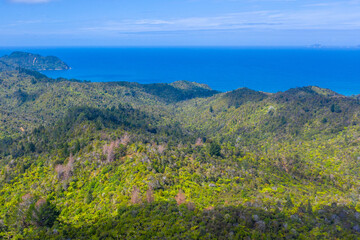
[0,51,70,71]
[0,67,218,138]
[1,53,360,239]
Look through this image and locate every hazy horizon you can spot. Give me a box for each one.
[1,45,359,49]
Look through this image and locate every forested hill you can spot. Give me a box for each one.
[1,53,360,239]
[0,51,70,71]
[0,64,218,138]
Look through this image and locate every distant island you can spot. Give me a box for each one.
[0,51,70,71]
[308,44,324,49]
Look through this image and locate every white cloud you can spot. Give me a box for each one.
[82,6,360,34]
[303,0,360,7]
[9,0,52,3]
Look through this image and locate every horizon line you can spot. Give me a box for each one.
[1,45,360,49]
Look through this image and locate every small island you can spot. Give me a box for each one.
[0,51,70,71]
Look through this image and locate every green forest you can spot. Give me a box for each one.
[1,53,360,239]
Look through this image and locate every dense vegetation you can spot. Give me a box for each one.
[1,52,360,239]
[0,51,70,71]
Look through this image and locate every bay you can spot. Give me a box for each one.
[0,47,359,95]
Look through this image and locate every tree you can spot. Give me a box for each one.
[131,186,142,205]
[26,142,35,153]
[74,140,81,153]
[85,190,93,204]
[330,104,341,113]
[306,200,313,214]
[285,195,294,209]
[103,141,117,162]
[209,141,221,157]
[175,190,186,205]
[146,186,154,203]
[29,199,60,228]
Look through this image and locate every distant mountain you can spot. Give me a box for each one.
[0,59,16,71]
[170,80,212,91]
[0,68,220,137]
[0,51,70,71]
[222,87,269,107]
[141,80,219,102]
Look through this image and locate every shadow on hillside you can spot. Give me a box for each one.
[31,201,360,239]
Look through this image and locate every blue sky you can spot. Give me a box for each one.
[1,0,360,46]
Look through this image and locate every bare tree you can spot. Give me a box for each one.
[175,189,186,205]
[64,154,74,180]
[103,141,119,162]
[146,186,154,203]
[17,194,34,227]
[54,165,65,179]
[35,198,46,209]
[55,154,74,181]
[131,186,142,205]
[120,133,131,146]
[157,144,166,154]
[195,138,203,146]
[107,142,115,162]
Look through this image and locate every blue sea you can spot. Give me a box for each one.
[0,47,359,95]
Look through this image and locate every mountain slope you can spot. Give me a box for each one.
[1,53,360,239]
[174,86,360,144]
[0,66,218,138]
[0,51,70,71]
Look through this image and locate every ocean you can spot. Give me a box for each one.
[0,47,359,95]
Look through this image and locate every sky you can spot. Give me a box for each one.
[0,0,360,46]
